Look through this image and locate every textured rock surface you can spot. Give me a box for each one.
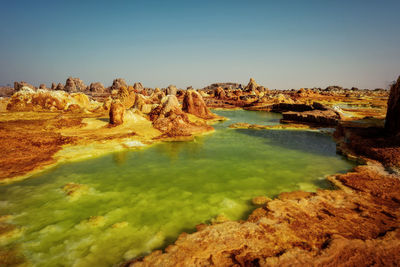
[133,82,144,92]
[215,87,226,99]
[128,163,400,266]
[64,77,87,93]
[55,83,64,91]
[111,78,128,91]
[109,100,125,125]
[149,95,212,137]
[182,89,215,119]
[244,78,259,92]
[385,76,400,135]
[14,81,36,91]
[6,88,93,112]
[282,109,341,126]
[166,85,177,96]
[89,82,106,93]
[116,86,136,109]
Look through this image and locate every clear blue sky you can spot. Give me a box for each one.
[1,0,399,89]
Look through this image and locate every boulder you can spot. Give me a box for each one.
[89,82,106,93]
[182,89,215,119]
[166,85,177,96]
[51,83,57,90]
[39,84,47,89]
[385,76,400,135]
[109,100,125,125]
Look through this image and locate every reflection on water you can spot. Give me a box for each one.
[0,110,354,267]
[154,138,205,160]
[113,151,129,165]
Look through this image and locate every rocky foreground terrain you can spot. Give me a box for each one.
[0,76,399,266]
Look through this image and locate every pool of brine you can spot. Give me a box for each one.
[0,110,354,266]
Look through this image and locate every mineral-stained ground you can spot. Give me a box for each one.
[1,77,399,266]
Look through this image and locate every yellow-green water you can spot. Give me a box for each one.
[0,110,354,266]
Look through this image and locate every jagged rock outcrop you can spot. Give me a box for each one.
[149,88,165,103]
[111,78,128,91]
[64,77,87,92]
[133,82,144,92]
[385,76,400,135]
[109,100,125,125]
[89,82,106,93]
[134,94,155,114]
[115,86,136,109]
[14,81,36,91]
[51,83,57,90]
[149,95,212,137]
[166,85,177,96]
[244,78,259,92]
[215,87,226,99]
[182,89,215,119]
[55,83,64,91]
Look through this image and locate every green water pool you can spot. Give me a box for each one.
[0,110,354,266]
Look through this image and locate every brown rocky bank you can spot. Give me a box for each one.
[126,161,400,266]
[124,79,400,266]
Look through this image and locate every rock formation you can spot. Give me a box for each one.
[14,81,36,91]
[39,84,47,89]
[201,82,241,91]
[7,87,93,112]
[55,83,64,91]
[149,88,165,103]
[133,82,144,92]
[111,78,128,91]
[109,100,125,125]
[134,94,155,114]
[182,89,215,119]
[64,77,87,92]
[149,95,212,137]
[215,87,226,99]
[280,103,341,126]
[51,83,57,90]
[89,82,106,93]
[244,78,259,92]
[385,76,400,135]
[115,86,136,109]
[166,85,177,96]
